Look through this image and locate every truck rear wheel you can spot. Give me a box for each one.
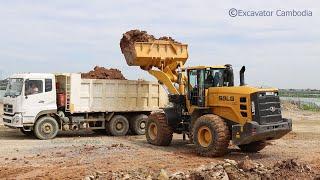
[130,114,148,135]
[146,112,173,146]
[34,116,59,140]
[193,114,230,157]
[238,141,267,152]
[108,115,129,136]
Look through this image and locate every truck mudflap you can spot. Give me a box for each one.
[232,118,292,145]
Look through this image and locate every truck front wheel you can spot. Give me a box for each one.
[34,116,59,140]
[108,115,129,136]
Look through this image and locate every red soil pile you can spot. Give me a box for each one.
[120,29,181,53]
[81,66,126,80]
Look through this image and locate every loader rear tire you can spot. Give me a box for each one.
[146,112,173,146]
[108,115,129,136]
[34,116,59,140]
[238,141,267,152]
[130,114,148,135]
[193,114,230,157]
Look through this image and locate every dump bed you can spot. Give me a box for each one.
[56,74,168,114]
[122,40,188,69]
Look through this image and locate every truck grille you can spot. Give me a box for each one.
[252,92,282,125]
[3,104,13,113]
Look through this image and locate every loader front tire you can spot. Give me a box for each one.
[238,141,267,152]
[146,112,173,146]
[193,114,230,157]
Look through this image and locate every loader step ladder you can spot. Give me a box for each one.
[65,75,71,112]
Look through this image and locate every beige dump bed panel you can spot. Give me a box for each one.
[69,74,167,113]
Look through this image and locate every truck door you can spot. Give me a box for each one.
[188,69,205,107]
[22,78,56,123]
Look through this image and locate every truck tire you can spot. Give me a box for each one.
[130,114,148,135]
[108,115,129,136]
[34,116,59,140]
[238,141,267,152]
[146,112,173,146]
[20,129,34,136]
[193,114,230,157]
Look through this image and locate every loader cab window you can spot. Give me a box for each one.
[188,69,205,107]
[205,69,224,88]
[204,68,234,88]
[25,80,43,96]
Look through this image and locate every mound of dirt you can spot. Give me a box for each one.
[81,66,126,80]
[99,158,317,180]
[120,29,181,53]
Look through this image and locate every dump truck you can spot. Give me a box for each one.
[120,32,292,156]
[2,73,167,139]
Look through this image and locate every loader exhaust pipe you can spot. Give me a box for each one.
[240,66,246,86]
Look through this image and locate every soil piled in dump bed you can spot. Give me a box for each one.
[81,66,126,80]
[120,29,181,53]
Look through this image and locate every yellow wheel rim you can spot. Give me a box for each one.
[148,122,158,140]
[198,126,213,148]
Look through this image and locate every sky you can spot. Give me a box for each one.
[0,0,319,89]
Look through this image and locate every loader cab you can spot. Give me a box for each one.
[187,65,234,107]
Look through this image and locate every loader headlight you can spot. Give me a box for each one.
[12,113,23,125]
[251,101,255,115]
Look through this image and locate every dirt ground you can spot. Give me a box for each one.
[0,109,320,179]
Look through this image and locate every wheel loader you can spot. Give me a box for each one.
[120,37,292,157]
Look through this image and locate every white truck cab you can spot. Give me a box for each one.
[3,73,57,136]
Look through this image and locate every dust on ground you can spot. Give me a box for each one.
[0,108,320,179]
[81,66,126,80]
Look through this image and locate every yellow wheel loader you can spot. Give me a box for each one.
[120,37,292,157]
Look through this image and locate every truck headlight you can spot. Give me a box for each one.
[12,113,23,124]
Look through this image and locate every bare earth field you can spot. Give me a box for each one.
[0,109,319,179]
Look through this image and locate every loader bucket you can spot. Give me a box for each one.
[122,40,188,69]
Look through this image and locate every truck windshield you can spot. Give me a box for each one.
[4,78,24,97]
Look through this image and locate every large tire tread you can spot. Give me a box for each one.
[146,112,173,146]
[193,114,230,157]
